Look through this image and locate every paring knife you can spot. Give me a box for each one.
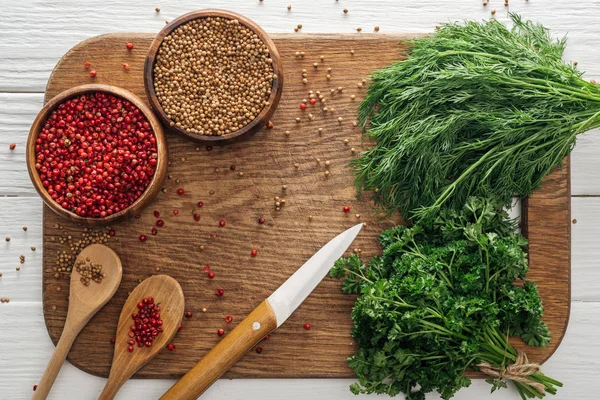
[160,223,363,400]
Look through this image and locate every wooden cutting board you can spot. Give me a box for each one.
[41,33,570,379]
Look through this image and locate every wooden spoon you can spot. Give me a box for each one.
[33,244,123,400]
[98,275,185,400]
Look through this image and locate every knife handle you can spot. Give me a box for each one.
[160,300,277,400]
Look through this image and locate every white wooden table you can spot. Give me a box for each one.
[1,1,599,399]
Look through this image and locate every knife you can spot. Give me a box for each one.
[160,223,363,400]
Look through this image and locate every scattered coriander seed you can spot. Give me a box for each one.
[300,51,305,57]
[31,246,36,251]
[344,139,349,145]
[155,7,160,12]
[202,307,207,312]
[491,9,496,15]
[351,94,356,100]
[23,226,28,231]
[343,8,348,13]
[327,67,332,73]
[323,107,328,112]
[325,160,331,166]
[352,121,358,127]
[296,117,301,123]
[287,5,291,10]
[325,170,330,177]
[51,305,57,311]
[351,147,356,153]
[282,185,287,190]
[294,28,299,32]
[5,237,10,242]
[268,120,274,129]
[326,74,331,80]
[350,49,355,55]
[313,63,318,69]
[238,172,244,177]
[337,86,343,92]
[329,107,335,113]
[295,51,301,57]
[357,82,363,88]
[308,215,313,221]
[356,27,362,32]
[504,0,509,6]
[56,286,61,291]
[320,55,325,61]
[338,117,343,123]
[302,78,308,84]
[483,1,488,5]
[285,130,291,136]
[318,127,323,135]
[294,163,300,168]
[355,213,361,219]
[200,245,205,251]
[297,24,303,29]
[374,26,380,32]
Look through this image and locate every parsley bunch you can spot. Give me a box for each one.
[331,198,562,399]
[355,15,600,221]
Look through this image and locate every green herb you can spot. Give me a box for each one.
[331,198,562,399]
[355,15,600,221]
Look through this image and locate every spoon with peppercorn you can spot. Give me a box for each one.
[33,244,123,400]
[98,275,184,400]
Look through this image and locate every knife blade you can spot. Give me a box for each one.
[160,223,363,400]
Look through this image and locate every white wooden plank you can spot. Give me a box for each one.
[571,197,600,301]
[0,300,595,400]
[0,0,599,92]
[0,93,43,196]
[571,129,600,196]
[0,197,43,303]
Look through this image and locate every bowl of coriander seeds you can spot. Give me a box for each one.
[144,9,283,142]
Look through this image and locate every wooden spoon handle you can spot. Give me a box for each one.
[160,300,278,400]
[97,377,121,400]
[32,327,78,400]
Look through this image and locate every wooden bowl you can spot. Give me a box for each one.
[144,9,284,143]
[26,84,168,226]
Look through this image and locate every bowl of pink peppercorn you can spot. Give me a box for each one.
[27,84,168,225]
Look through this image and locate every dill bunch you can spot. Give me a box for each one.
[356,14,600,221]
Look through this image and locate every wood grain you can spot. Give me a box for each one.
[41,33,570,379]
[34,244,123,399]
[26,84,168,226]
[144,9,284,143]
[99,275,184,399]
[160,300,277,400]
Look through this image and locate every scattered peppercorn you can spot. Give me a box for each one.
[374,26,380,32]
[126,42,134,50]
[83,61,91,69]
[251,249,258,257]
[89,70,97,77]
[304,323,311,330]
[255,347,263,354]
[185,311,193,318]
[177,188,185,195]
[139,235,147,242]
[9,143,16,150]
[218,328,225,336]
[225,315,233,323]
[343,8,348,13]
[173,210,179,215]
[267,120,275,129]
[219,219,226,227]
[122,63,130,70]
[258,217,265,224]
[167,343,175,351]
[215,288,224,296]
[208,272,215,279]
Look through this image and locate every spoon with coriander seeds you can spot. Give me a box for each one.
[98,275,185,400]
[33,244,122,400]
